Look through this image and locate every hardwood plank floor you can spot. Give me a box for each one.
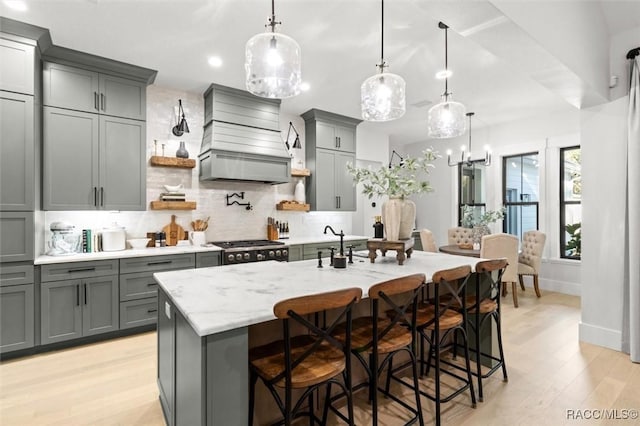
[1,290,639,425]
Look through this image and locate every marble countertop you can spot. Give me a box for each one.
[33,235,369,265]
[154,250,481,337]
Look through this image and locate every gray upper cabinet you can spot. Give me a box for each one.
[43,62,146,121]
[43,107,146,210]
[302,109,361,212]
[0,91,35,210]
[0,37,35,95]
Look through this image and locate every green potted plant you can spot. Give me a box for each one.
[565,222,581,257]
[347,149,439,241]
[461,205,506,244]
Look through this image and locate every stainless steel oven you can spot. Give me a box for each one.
[208,240,289,265]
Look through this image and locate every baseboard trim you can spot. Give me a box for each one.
[579,322,623,351]
[536,277,581,296]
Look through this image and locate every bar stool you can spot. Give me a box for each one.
[336,273,425,426]
[467,258,509,401]
[248,287,362,426]
[416,265,476,426]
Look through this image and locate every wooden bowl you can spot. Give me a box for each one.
[457,243,474,250]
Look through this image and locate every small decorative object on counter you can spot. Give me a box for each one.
[317,250,323,268]
[176,141,189,158]
[294,179,305,203]
[154,139,158,156]
[373,216,384,238]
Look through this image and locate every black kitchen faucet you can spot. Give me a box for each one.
[323,225,345,256]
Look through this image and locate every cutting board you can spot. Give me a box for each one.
[162,215,185,246]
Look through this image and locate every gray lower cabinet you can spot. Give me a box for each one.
[43,61,146,121]
[43,106,146,211]
[40,260,119,345]
[0,211,34,262]
[0,266,35,353]
[287,245,303,262]
[119,254,196,329]
[0,91,35,211]
[195,252,222,268]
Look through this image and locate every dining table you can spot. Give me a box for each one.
[439,244,481,257]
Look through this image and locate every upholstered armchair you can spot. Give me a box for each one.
[518,230,546,299]
[480,233,520,307]
[448,227,474,246]
[419,229,437,252]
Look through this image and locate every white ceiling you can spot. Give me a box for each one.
[2,0,639,145]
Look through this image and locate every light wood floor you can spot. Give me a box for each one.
[1,290,639,425]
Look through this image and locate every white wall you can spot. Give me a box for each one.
[610,26,640,101]
[580,96,628,351]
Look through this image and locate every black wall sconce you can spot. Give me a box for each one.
[388,150,405,168]
[172,99,190,137]
[284,121,302,150]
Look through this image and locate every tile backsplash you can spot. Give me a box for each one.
[41,85,353,253]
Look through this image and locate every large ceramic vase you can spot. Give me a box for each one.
[472,224,491,245]
[381,197,416,241]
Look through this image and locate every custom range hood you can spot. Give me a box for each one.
[198,84,291,184]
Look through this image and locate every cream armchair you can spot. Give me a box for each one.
[480,233,520,307]
[518,230,546,298]
[448,227,474,246]
[419,229,437,252]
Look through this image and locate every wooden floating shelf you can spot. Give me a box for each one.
[150,201,197,210]
[150,156,196,169]
[276,201,310,212]
[291,168,311,177]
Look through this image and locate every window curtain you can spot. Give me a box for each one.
[624,53,639,363]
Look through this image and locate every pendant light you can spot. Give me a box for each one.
[245,0,301,99]
[361,0,406,122]
[428,22,466,138]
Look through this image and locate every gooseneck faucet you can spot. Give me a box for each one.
[324,225,345,256]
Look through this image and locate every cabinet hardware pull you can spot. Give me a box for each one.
[100,93,105,111]
[68,267,96,273]
[94,92,99,110]
[100,187,104,206]
[147,261,172,266]
[335,136,339,148]
[84,283,87,305]
[337,196,341,209]
[147,309,158,313]
[76,284,80,306]
[337,136,341,148]
[147,282,157,287]
[94,187,98,206]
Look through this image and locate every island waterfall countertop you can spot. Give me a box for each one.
[154,250,484,337]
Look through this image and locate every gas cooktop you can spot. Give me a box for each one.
[208,239,285,249]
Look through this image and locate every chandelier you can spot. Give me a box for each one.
[447,112,491,166]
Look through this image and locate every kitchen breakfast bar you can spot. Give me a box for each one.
[153,250,489,425]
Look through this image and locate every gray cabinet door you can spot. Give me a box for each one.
[0,212,34,262]
[287,245,303,262]
[43,106,99,210]
[83,275,119,336]
[195,252,221,268]
[41,280,82,344]
[100,74,146,120]
[0,38,35,95]
[315,121,337,150]
[314,149,337,211]
[100,115,146,210]
[0,91,34,210]
[157,289,175,426]
[120,297,157,329]
[335,152,356,211]
[0,283,34,353]
[43,62,100,113]
[335,125,356,153]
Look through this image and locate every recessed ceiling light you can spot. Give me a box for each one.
[299,82,310,92]
[435,69,452,79]
[3,0,28,11]
[208,56,222,68]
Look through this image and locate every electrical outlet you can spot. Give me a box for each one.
[165,301,171,319]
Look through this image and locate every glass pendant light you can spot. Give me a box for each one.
[245,0,301,99]
[428,22,466,138]
[361,0,406,122]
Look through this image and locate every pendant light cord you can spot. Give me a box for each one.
[268,0,281,32]
[444,24,448,95]
[381,0,384,63]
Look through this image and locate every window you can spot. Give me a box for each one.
[502,152,539,241]
[560,146,581,259]
[457,161,487,225]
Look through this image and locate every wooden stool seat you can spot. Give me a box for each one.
[250,335,346,388]
[336,316,412,355]
[416,303,464,330]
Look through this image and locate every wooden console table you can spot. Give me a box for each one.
[367,238,415,265]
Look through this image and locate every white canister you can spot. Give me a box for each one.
[294,179,306,204]
[101,223,126,251]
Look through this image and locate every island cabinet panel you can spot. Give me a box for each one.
[0,283,34,353]
[157,289,175,425]
[0,91,35,211]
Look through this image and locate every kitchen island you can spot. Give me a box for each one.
[153,250,487,425]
